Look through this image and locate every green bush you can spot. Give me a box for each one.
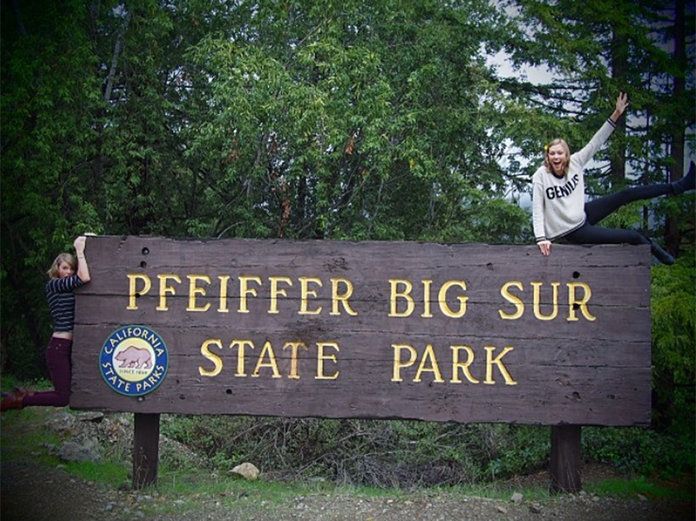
[651,254,696,431]
[161,416,557,487]
[583,426,694,477]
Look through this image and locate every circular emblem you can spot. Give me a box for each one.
[99,325,169,397]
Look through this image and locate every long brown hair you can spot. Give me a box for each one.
[47,253,76,278]
[544,139,571,176]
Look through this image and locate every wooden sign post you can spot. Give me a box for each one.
[71,236,652,491]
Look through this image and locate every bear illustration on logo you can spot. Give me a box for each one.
[115,345,152,369]
[99,325,168,397]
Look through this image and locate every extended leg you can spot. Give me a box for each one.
[586,162,695,225]
[22,338,72,407]
[585,184,672,225]
[566,223,673,264]
[672,161,695,195]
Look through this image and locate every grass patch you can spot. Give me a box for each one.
[1,394,692,517]
[153,467,330,502]
[0,408,63,462]
[1,405,131,488]
[135,468,333,516]
[438,482,551,502]
[1,376,53,393]
[64,459,129,487]
[586,477,694,501]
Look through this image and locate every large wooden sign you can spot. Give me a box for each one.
[71,236,651,426]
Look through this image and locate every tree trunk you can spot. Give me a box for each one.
[104,11,131,103]
[609,26,628,185]
[11,0,28,36]
[666,0,686,254]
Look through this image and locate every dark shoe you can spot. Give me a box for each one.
[672,162,695,195]
[6,387,32,399]
[649,239,675,265]
[0,391,26,411]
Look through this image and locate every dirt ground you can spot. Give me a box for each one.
[1,408,693,521]
[2,457,694,521]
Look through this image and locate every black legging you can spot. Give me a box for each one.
[565,183,673,246]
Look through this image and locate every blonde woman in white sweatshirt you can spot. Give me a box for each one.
[532,92,694,264]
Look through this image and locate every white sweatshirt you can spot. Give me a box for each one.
[532,119,616,242]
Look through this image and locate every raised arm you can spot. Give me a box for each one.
[573,92,629,167]
[74,236,91,283]
[609,92,629,124]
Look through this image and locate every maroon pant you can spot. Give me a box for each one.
[22,337,72,407]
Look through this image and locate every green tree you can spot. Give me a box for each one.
[1,0,531,377]
[500,0,694,228]
[651,258,696,430]
[496,0,695,430]
[181,0,529,242]
[1,0,103,374]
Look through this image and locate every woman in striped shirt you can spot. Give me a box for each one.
[1,236,91,410]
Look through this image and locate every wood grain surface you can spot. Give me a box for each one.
[70,236,651,426]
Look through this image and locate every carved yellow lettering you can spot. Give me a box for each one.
[330,278,358,316]
[438,280,468,318]
[389,279,415,317]
[567,282,596,322]
[238,276,262,313]
[217,275,230,313]
[252,341,281,378]
[498,281,524,320]
[283,341,307,379]
[484,346,517,385]
[127,273,151,310]
[269,276,292,314]
[315,341,339,380]
[156,274,181,311]
[531,281,559,321]
[230,339,254,377]
[421,279,433,318]
[199,339,223,377]
[391,344,417,382]
[450,345,479,384]
[187,275,211,312]
[414,344,444,383]
[299,277,323,315]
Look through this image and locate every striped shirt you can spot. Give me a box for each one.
[46,275,85,332]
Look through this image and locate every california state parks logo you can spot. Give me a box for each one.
[100,325,169,397]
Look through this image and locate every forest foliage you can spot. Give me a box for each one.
[1,0,694,482]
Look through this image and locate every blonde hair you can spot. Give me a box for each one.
[47,253,76,278]
[544,138,571,176]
